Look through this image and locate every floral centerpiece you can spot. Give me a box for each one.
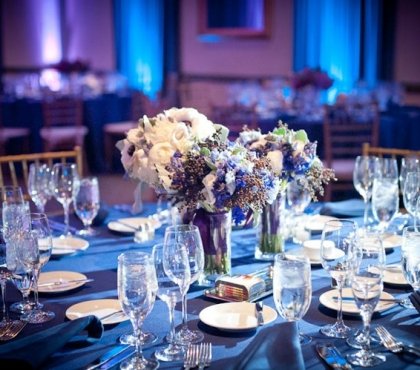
[292,67,333,90]
[118,107,280,278]
[238,123,335,259]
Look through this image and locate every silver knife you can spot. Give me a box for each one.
[38,278,94,287]
[333,296,402,303]
[255,301,264,326]
[86,345,134,370]
[316,343,352,369]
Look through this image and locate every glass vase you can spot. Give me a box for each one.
[255,192,286,260]
[193,209,231,284]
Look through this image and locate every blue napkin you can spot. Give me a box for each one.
[320,199,365,218]
[0,315,103,369]
[409,290,420,314]
[222,322,305,370]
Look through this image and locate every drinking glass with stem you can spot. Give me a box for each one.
[403,172,420,229]
[52,163,78,237]
[347,233,386,367]
[273,253,312,345]
[353,156,378,229]
[118,251,158,370]
[163,224,204,345]
[399,157,420,193]
[19,212,54,323]
[28,163,53,213]
[399,226,420,309]
[320,219,357,338]
[0,225,13,328]
[73,176,100,236]
[152,243,184,362]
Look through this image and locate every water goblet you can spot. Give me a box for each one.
[347,233,386,367]
[371,177,399,232]
[52,163,79,236]
[399,226,420,309]
[403,172,420,228]
[399,157,420,193]
[73,177,100,236]
[353,156,378,229]
[118,251,158,370]
[28,163,53,213]
[152,243,184,362]
[320,219,357,338]
[164,224,204,345]
[0,226,13,327]
[273,253,312,344]
[374,157,398,182]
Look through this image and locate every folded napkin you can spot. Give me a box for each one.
[320,199,365,218]
[223,322,305,370]
[409,290,420,314]
[0,315,103,369]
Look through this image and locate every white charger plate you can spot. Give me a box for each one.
[304,215,339,232]
[66,299,128,325]
[383,265,409,286]
[199,302,277,331]
[38,271,88,293]
[51,237,89,256]
[107,217,160,234]
[319,288,397,315]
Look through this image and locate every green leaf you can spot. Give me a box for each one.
[273,127,286,136]
[200,147,211,156]
[295,130,308,142]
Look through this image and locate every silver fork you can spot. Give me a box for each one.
[0,320,27,341]
[184,344,199,370]
[198,343,212,370]
[376,326,420,357]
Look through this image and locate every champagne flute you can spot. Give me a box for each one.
[347,233,386,367]
[28,163,53,213]
[73,177,100,236]
[118,251,158,370]
[403,172,420,228]
[353,156,377,229]
[52,163,78,237]
[400,226,420,309]
[320,219,357,338]
[164,224,204,345]
[273,253,312,344]
[152,243,184,362]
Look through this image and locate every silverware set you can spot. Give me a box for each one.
[376,325,420,357]
[184,343,212,370]
[0,320,27,341]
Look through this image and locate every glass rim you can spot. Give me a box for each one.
[118,250,152,262]
[165,224,199,233]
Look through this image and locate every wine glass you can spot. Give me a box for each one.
[399,157,420,193]
[273,253,312,344]
[371,177,399,232]
[353,156,377,229]
[164,224,204,345]
[73,177,100,236]
[400,226,420,309]
[347,233,386,367]
[152,243,184,362]
[28,163,53,213]
[52,163,79,237]
[403,172,420,228]
[0,225,13,327]
[320,219,357,338]
[374,157,398,181]
[118,251,158,370]
[1,186,26,242]
[20,213,54,323]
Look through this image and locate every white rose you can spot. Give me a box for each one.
[250,136,267,150]
[126,127,141,144]
[267,150,283,175]
[143,115,176,145]
[148,142,175,169]
[239,130,262,145]
[131,150,158,184]
[201,172,217,206]
[170,123,193,152]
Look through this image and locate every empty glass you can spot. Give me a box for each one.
[273,253,312,344]
[118,252,158,370]
[320,219,357,338]
[371,178,399,232]
[73,177,100,236]
[0,226,12,327]
[403,172,420,228]
[347,233,386,367]
[399,157,420,193]
[28,163,53,213]
[374,157,398,182]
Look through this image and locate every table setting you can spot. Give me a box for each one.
[0,107,419,369]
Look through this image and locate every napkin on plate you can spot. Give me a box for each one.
[320,199,365,218]
[409,290,420,314]
[0,315,103,369]
[223,322,305,370]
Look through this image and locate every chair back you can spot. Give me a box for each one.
[42,97,83,127]
[362,143,420,159]
[0,146,83,197]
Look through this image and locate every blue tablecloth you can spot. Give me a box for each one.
[1,202,418,369]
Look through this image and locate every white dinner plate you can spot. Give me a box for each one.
[199,302,277,331]
[304,215,339,233]
[51,237,89,256]
[319,288,397,315]
[107,217,160,234]
[66,299,128,325]
[383,265,409,286]
[381,234,403,249]
[288,246,344,266]
[38,271,89,293]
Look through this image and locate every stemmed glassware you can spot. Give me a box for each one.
[0,226,12,328]
[320,219,357,338]
[403,172,420,229]
[153,243,184,362]
[73,177,100,236]
[28,163,53,213]
[353,156,377,229]
[163,224,204,345]
[273,253,312,344]
[52,163,78,237]
[400,226,420,309]
[347,233,386,367]
[118,251,158,370]
[399,157,420,192]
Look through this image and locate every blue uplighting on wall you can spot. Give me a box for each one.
[114,0,164,98]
